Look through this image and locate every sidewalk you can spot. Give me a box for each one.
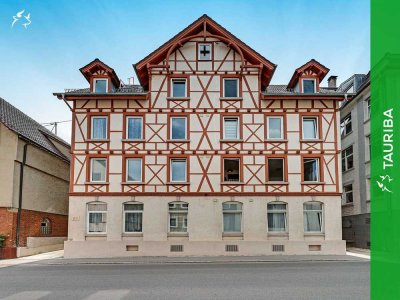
[346,247,371,260]
[0,250,64,268]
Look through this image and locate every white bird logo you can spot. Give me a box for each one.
[11,9,24,28]
[22,13,31,29]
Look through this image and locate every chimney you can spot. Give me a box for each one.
[328,76,337,88]
[128,77,134,85]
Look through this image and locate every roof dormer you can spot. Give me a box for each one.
[287,59,329,93]
[80,59,121,93]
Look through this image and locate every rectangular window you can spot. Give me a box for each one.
[366,98,371,118]
[124,203,143,233]
[91,116,107,139]
[302,79,316,93]
[343,184,353,204]
[91,158,106,182]
[87,203,107,233]
[303,202,323,232]
[342,146,354,172]
[198,43,212,60]
[127,117,143,140]
[169,202,188,233]
[267,203,287,232]
[93,79,108,93]
[126,158,142,182]
[303,158,319,182]
[172,79,186,98]
[340,114,352,136]
[171,159,187,182]
[223,78,239,98]
[366,136,371,160]
[223,158,240,182]
[223,202,242,233]
[223,117,239,139]
[267,116,283,139]
[170,117,187,140]
[268,158,284,182]
[302,117,318,139]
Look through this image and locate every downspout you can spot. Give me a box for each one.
[15,143,28,248]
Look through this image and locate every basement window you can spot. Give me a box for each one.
[223,158,240,182]
[40,218,51,235]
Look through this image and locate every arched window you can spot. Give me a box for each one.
[267,202,287,232]
[168,202,188,233]
[87,202,107,234]
[40,218,51,235]
[123,202,143,233]
[222,202,242,233]
[303,202,323,232]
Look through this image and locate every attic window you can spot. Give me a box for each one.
[302,79,316,93]
[198,43,212,60]
[93,79,108,93]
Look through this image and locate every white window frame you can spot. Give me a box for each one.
[170,158,187,183]
[123,202,143,233]
[223,78,239,98]
[303,158,320,182]
[90,158,107,183]
[198,43,212,61]
[126,116,143,140]
[223,116,240,140]
[303,202,324,233]
[93,78,109,93]
[301,78,316,93]
[168,202,189,233]
[302,116,319,140]
[91,116,108,140]
[170,116,187,140]
[366,97,371,120]
[126,158,142,183]
[343,184,353,204]
[267,116,284,139]
[222,202,243,233]
[171,79,187,98]
[267,202,288,232]
[86,203,107,234]
[342,146,354,172]
[267,158,285,182]
[340,113,352,136]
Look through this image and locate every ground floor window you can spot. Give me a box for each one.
[124,203,143,233]
[169,202,188,232]
[267,202,287,232]
[87,202,107,233]
[223,202,242,232]
[303,202,323,232]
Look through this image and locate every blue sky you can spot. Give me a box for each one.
[0,0,370,141]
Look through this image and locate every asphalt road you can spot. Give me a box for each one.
[0,260,369,300]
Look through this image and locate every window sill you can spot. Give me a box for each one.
[166,139,190,143]
[167,97,190,101]
[121,139,146,142]
[166,182,190,185]
[221,181,245,185]
[365,160,371,164]
[220,97,243,101]
[222,232,244,238]
[86,139,110,142]
[300,182,325,185]
[86,233,107,237]
[84,182,110,185]
[168,232,189,237]
[122,233,143,237]
[121,181,145,185]
[342,202,354,207]
[342,168,355,174]
[220,139,244,143]
[267,232,289,237]
[265,181,289,185]
[304,232,325,237]
[264,139,288,143]
[299,139,323,142]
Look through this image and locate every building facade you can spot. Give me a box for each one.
[339,74,370,248]
[0,98,70,258]
[56,15,346,258]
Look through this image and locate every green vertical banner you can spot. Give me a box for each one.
[371,0,400,299]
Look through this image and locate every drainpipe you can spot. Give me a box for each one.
[15,143,28,248]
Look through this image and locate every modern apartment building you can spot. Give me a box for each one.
[55,15,347,258]
[339,73,370,248]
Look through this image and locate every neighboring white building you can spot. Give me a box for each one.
[55,15,347,258]
[339,73,370,248]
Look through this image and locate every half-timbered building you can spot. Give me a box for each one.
[55,15,346,257]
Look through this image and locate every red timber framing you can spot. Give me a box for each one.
[59,15,345,197]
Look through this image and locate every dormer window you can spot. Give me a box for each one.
[93,79,108,93]
[302,79,316,93]
[198,43,212,60]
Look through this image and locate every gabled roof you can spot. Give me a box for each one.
[0,97,70,162]
[80,58,121,87]
[134,14,276,90]
[287,59,330,89]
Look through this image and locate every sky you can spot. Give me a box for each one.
[0,0,370,142]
